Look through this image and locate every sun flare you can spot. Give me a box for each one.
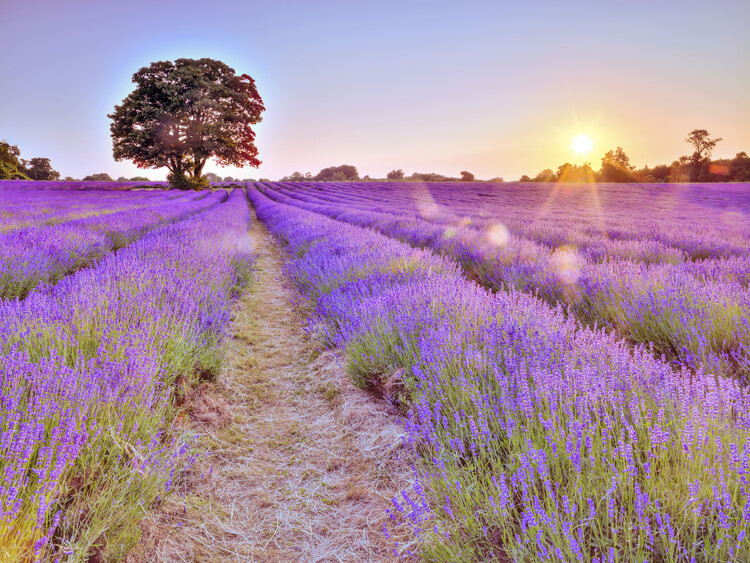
[571,134,593,155]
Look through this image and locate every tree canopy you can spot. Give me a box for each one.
[685,129,722,182]
[109,58,265,189]
[0,141,28,180]
[1,141,61,180]
[23,157,60,181]
[313,165,359,181]
[83,173,114,181]
[600,147,637,182]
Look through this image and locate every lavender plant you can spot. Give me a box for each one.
[257,181,750,383]
[0,189,224,300]
[0,188,255,561]
[248,185,750,562]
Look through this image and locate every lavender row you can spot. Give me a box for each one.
[273,182,691,265]
[0,188,255,561]
[276,181,750,261]
[0,185,184,233]
[0,190,225,300]
[270,182,750,283]
[248,185,750,561]
[258,182,750,382]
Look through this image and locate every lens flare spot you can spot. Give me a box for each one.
[412,184,441,220]
[486,223,509,247]
[721,211,744,227]
[552,244,582,285]
[235,233,257,254]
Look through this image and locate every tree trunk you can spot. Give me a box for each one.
[192,159,207,180]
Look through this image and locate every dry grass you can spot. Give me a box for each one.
[129,218,414,562]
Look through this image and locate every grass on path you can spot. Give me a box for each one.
[129,217,414,562]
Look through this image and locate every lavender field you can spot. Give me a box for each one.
[0,182,255,561]
[250,180,750,561]
[3,179,750,561]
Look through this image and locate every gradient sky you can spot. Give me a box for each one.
[1,0,748,181]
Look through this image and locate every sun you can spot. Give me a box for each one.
[571,134,593,155]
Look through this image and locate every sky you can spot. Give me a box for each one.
[1,0,748,181]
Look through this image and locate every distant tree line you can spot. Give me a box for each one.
[279,129,749,185]
[281,165,495,183]
[519,129,750,183]
[281,165,360,182]
[0,140,61,180]
[0,141,160,183]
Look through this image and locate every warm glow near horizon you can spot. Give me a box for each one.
[571,134,594,156]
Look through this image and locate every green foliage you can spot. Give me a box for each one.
[387,169,405,180]
[167,170,209,190]
[313,164,359,181]
[202,172,222,183]
[459,170,475,182]
[729,151,750,181]
[533,169,556,182]
[556,162,595,182]
[281,171,312,181]
[1,141,61,181]
[409,171,457,182]
[0,141,30,180]
[649,164,671,182]
[82,173,114,181]
[23,157,60,181]
[109,58,265,190]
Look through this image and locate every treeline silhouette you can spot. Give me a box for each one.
[4,129,749,185]
[281,130,750,184]
[520,130,749,183]
[280,166,485,183]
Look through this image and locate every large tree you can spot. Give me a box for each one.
[685,129,721,182]
[109,58,265,189]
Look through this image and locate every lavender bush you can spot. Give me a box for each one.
[257,181,750,383]
[0,189,223,299]
[248,185,750,561]
[0,184,181,233]
[0,188,255,561]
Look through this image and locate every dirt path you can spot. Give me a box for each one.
[130,217,414,561]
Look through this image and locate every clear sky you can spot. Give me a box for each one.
[1,0,748,181]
